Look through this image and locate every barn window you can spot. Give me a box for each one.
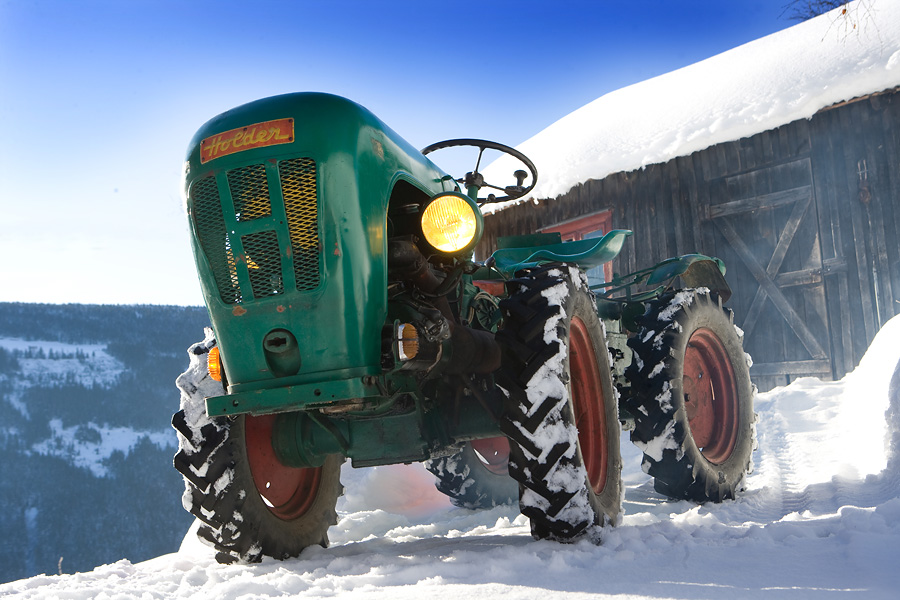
[541,210,613,287]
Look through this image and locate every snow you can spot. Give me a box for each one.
[632,417,679,464]
[0,339,122,388]
[2,317,897,597]
[657,289,705,324]
[484,0,900,210]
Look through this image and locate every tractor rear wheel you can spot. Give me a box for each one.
[425,438,517,508]
[497,264,622,541]
[173,336,343,563]
[624,290,755,502]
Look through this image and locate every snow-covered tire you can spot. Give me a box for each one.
[624,290,755,502]
[425,438,517,508]
[172,331,343,563]
[497,264,622,541]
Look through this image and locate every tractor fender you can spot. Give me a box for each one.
[646,254,731,302]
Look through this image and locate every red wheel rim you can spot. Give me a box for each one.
[569,317,609,495]
[245,414,322,520]
[682,327,739,464]
[470,436,511,475]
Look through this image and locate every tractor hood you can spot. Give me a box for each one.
[183,93,450,399]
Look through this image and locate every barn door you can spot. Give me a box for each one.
[704,158,832,391]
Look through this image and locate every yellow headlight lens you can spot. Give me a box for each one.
[421,194,479,253]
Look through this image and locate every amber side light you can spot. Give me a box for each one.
[208,346,222,381]
[398,323,419,361]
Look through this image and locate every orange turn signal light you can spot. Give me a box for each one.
[208,346,222,381]
[398,323,419,361]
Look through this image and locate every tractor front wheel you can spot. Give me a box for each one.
[497,264,622,541]
[173,336,343,563]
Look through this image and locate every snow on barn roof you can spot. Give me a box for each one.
[484,0,900,213]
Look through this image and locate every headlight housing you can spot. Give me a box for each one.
[420,192,483,255]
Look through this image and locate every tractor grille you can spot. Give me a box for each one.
[191,175,241,304]
[189,157,320,304]
[243,230,284,298]
[228,164,271,221]
[279,158,320,292]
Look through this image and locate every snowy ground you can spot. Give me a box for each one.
[2,314,899,599]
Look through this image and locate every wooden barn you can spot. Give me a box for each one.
[478,16,900,392]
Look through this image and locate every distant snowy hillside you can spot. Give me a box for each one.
[0,338,175,477]
[0,339,123,418]
[485,0,900,207]
[0,303,209,583]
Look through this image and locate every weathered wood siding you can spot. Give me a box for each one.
[479,87,900,391]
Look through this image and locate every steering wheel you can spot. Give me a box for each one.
[421,138,538,203]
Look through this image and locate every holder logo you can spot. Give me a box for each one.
[201,118,294,163]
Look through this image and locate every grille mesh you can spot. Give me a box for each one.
[242,230,284,299]
[228,164,271,221]
[279,158,320,291]
[190,157,320,304]
[191,176,240,304]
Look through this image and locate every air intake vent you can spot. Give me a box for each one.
[228,164,271,221]
[243,230,284,299]
[279,158,320,292]
[191,175,241,304]
[190,158,321,304]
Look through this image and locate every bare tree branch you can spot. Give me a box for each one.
[783,1,848,22]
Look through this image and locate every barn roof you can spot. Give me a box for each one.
[484,0,900,213]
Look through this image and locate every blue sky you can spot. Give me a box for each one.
[0,0,796,306]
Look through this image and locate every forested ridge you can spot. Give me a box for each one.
[0,303,209,582]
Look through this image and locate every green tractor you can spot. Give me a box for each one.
[173,92,756,563]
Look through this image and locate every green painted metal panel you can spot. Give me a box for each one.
[205,371,381,416]
[645,254,726,285]
[183,93,449,397]
[270,385,504,468]
[488,229,633,276]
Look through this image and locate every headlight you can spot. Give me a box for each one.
[421,192,483,254]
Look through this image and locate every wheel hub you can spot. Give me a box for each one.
[245,414,322,520]
[470,436,511,475]
[682,328,739,464]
